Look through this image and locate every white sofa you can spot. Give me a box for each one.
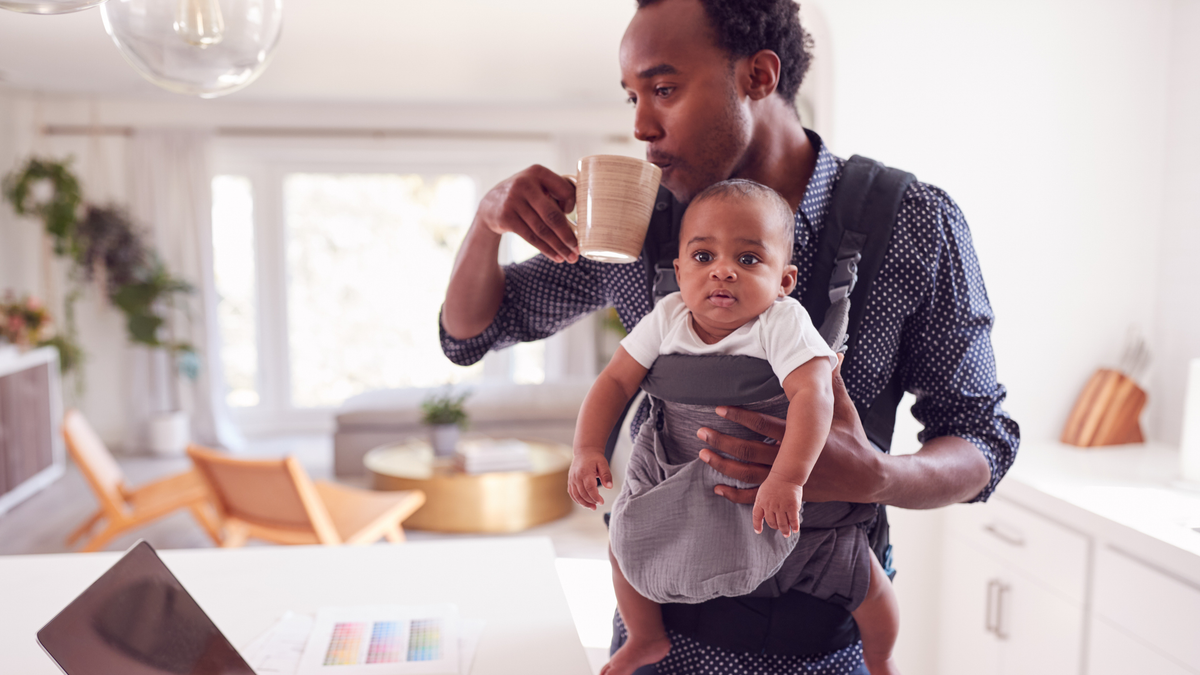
[333,380,593,476]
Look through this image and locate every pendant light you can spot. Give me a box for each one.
[0,0,106,14]
[100,0,283,98]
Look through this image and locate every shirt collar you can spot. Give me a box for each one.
[797,128,843,234]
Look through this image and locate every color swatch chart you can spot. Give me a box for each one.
[405,619,441,662]
[321,619,442,666]
[323,622,367,665]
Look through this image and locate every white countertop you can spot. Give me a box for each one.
[0,537,592,675]
[999,440,1200,582]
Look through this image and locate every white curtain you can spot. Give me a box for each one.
[124,129,242,452]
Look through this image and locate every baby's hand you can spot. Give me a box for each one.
[753,476,803,536]
[568,451,613,510]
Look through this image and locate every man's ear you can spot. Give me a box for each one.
[744,49,781,101]
[780,263,798,297]
[673,257,681,278]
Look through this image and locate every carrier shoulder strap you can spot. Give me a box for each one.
[802,154,915,451]
[648,186,686,304]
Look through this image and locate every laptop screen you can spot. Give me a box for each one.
[37,541,255,675]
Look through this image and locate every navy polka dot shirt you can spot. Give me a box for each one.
[441,134,1019,674]
[441,134,1019,503]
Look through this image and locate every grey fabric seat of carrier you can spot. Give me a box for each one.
[608,354,878,610]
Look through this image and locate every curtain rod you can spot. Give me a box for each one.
[40,125,632,144]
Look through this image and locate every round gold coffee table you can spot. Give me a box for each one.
[364,437,573,533]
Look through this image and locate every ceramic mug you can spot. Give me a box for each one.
[562,155,663,264]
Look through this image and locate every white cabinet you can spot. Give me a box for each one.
[997,566,1083,674]
[1088,617,1197,675]
[938,496,1086,675]
[933,443,1200,675]
[938,540,1001,675]
[0,347,64,516]
[1089,546,1200,673]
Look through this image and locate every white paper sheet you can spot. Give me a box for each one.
[242,612,315,674]
[243,610,484,675]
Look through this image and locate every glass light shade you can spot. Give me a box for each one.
[101,0,282,98]
[0,0,106,14]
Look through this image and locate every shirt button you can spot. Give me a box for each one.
[655,201,668,212]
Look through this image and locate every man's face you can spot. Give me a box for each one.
[674,196,797,339]
[620,0,753,204]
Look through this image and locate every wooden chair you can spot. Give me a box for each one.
[62,410,221,552]
[186,445,425,547]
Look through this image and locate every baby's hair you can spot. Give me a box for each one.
[685,179,795,253]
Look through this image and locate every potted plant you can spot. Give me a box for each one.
[421,390,470,457]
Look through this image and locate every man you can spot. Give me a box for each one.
[440,0,1019,673]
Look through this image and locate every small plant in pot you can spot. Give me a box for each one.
[421,390,470,457]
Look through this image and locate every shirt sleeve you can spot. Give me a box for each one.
[896,184,1020,503]
[618,293,674,369]
[760,299,839,384]
[439,254,609,366]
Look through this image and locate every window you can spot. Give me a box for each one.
[211,175,259,408]
[283,172,480,407]
[210,139,563,434]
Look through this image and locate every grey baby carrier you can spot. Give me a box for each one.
[607,156,915,609]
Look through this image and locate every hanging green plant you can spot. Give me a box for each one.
[77,206,194,358]
[1,157,198,382]
[1,157,84,257]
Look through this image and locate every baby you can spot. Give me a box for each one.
[568,180,901,675]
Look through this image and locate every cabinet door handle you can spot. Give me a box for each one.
[984,523,1026,547]
[985,579,1000,635]
[995,582,1011,641]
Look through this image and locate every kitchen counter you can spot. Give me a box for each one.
[999,439,1200,583]
[939,440,1200,674]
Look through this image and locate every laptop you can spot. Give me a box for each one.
[37,540,256,675]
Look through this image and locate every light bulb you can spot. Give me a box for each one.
[101,0,282,98]
[174,0,225,47]
[0,0,106,14]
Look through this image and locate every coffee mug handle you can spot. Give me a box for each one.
[559,173,580,231]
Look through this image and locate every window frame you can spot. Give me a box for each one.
[211,136,565,436]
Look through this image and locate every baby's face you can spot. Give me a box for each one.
[674,196,797,340]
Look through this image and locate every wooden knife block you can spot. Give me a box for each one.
[1061,368,1146,447]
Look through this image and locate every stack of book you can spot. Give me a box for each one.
[453,439,533,474]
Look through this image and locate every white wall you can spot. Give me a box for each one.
[1151,0,1200,445]
[821,0,1176,445]
[814,1,1190,672]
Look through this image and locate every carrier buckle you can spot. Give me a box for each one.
[828,252,862,304]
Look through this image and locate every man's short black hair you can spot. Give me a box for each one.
[637,0,814,104]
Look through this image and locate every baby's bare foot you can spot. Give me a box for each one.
[599,634,671,675]
[863,653,902,675]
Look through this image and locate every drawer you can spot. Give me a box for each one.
[1088,616,1198,675]
[946,495,1088,603]
[1093,546,1200,670]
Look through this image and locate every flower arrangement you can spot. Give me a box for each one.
[0,292,84,373]
[420,390,471,429]
[0,293,50,347]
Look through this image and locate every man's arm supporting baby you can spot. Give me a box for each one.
[568,346,648,510]
[752,356,834,536]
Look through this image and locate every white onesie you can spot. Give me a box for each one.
[620,292,838,383]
